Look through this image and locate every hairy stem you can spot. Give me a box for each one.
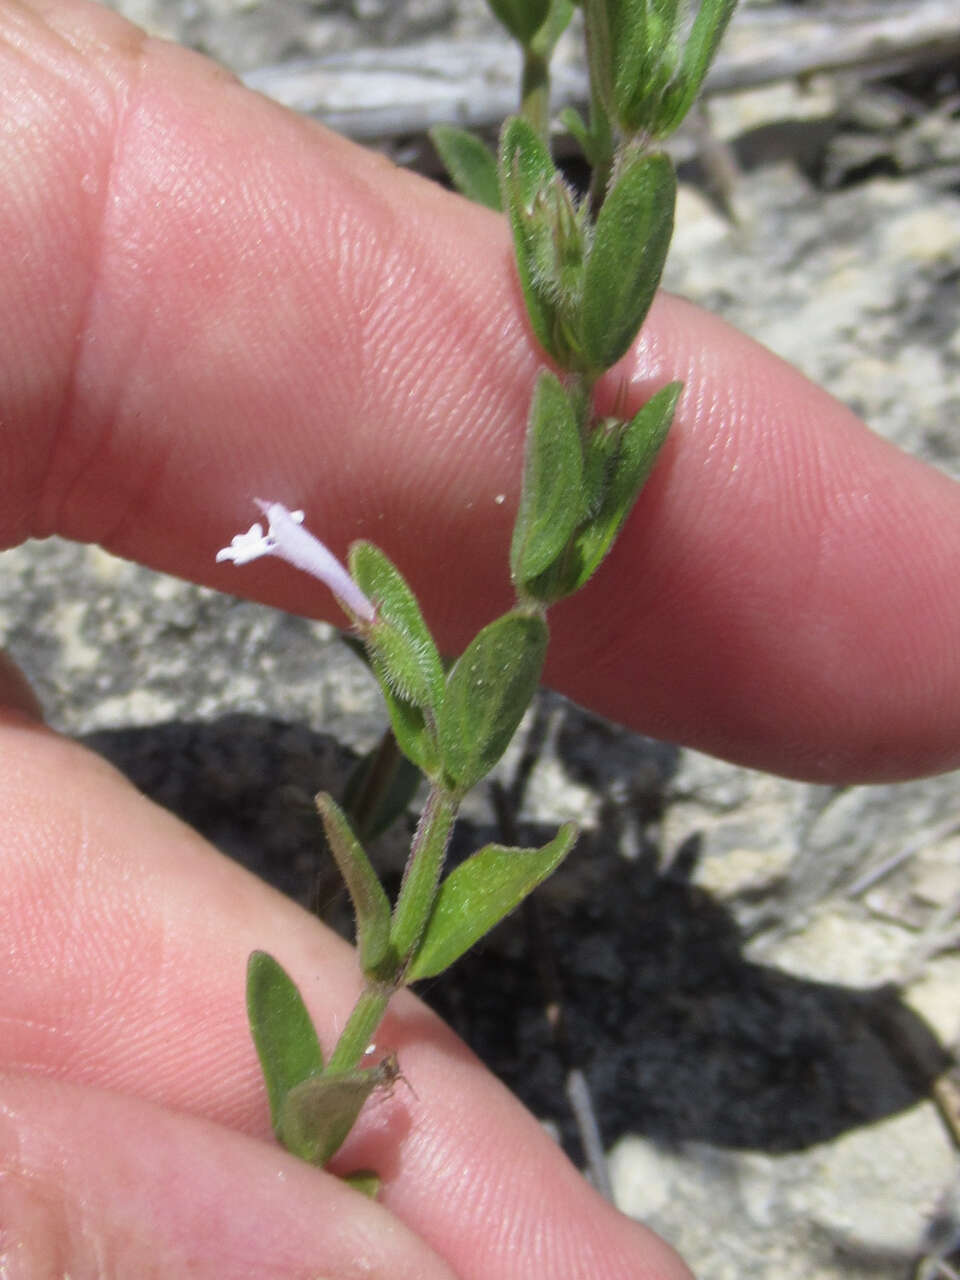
[521,46,551,141]
[391,785,459,965]
[325,984,393,1075]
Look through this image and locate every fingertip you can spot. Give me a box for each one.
[0,1071,458,1280]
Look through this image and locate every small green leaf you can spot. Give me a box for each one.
[378,686,442,779]
[349,541,444,712]
[406,822,578,982]
[343,728,423,843]
[437,611,548,792]
[280,1072,375,1166]
[246,951,324,1134]
[500,114,555,211]
[510,371,584,587]
[430,125,502,210]
[499,116,585,368]
[487,0,550,45]
[279,1054,404,1166]
[316,794,394,976]
[655,0,739,137]
[580,151,676,372]
[569,381,681,589]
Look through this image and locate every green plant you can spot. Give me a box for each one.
[217,0,737,1192]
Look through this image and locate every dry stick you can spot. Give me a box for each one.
[932,1066,960,1150]
[846,816,960,899]
[243,1,960,144]
[565,1067,615,1204]
[899,883,960,987]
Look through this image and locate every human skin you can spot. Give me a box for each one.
[0,0,958,1274]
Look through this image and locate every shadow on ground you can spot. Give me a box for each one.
[85,711,951,1161]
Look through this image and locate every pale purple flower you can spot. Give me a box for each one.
[216,500,375,623]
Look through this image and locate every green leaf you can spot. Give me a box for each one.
[569,381,681,589]
[500,114,556,211]
[499,116,585,368]
[499,115,556,356]
[655,0,739,137]
[343,728,423,843]
[316,794,394,976]
[378,685,442,779]
[487,0,550,45]
[349,541,445,712]
[579,0,614,117]
[518,418,620,599]
[580,151,676,372]
[430,125,502,210]
[246,951,324,1135]
[406,822,578,982]
[339,583,441,777]
[437,611,548,792]
[279,1054,405,1166]
[510,371,584,587]
[279,1069,376,1166]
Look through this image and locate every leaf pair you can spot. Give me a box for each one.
[511,371,681,603]
[500,116,676,375]
[431,125,502,211]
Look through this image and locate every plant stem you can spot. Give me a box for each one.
[326,785,459,1073]
[325,983,392,1074]
[578,0,615,213]
[587,87,615,215]
[565,371,596,442]
[390,785,459,965]
[521,47,550,142]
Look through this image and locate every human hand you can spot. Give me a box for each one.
[2,0,959,1274]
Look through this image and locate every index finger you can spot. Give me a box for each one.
[3,0,959,781]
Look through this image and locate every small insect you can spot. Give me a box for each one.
[364,1048,417,1101]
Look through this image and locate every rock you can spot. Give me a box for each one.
[796,1105,958,1262]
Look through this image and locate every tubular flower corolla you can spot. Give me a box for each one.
[216,500,375,624]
